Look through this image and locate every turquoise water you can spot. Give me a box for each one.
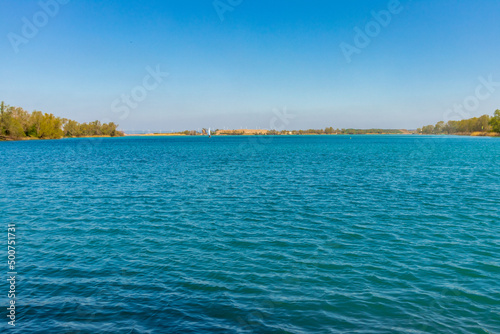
[1,135,499,333]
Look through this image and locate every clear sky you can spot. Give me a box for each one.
[1,0,500,131]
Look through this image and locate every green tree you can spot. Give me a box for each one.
[11,107,31,133]
[443,121,458,134]
[422,125,434,134]
[433,121,445,134]
[1,109,25,139]
[0,101,6,136]
[28,111,44,137]
[5,117,25,139]
[477,115,491,132]
[63,119,81,137]
[490,110,500,133]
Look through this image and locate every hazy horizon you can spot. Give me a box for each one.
[2,0,500,131]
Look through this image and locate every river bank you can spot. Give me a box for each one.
[3,132,500,141]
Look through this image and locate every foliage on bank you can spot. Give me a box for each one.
[0,102,124,140]
[418,111,500,135]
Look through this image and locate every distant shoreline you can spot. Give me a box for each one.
[122,131,500,137]
[124,133,187,137]
[124,132,408,137]
[2,131,500,142]
[2,102,498,141]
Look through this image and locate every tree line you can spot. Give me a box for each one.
[418,110,500,135]
[0,102,124,140]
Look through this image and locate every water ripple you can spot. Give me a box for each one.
[0,136,499,333]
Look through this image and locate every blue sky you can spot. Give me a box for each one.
[1,0,500,131]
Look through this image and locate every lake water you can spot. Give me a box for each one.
[1,135,499,333]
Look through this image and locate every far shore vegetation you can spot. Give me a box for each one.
[0,102,124,141]
[417,110,500,136]
[2,102,499,141]
[163,128,411,136]
[150,111,500,137]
